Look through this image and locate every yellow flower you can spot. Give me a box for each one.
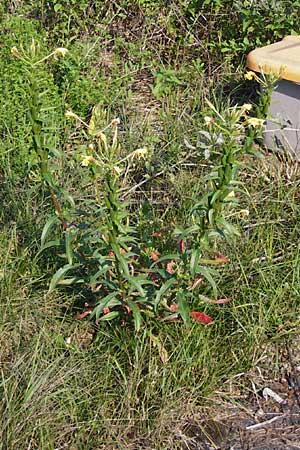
[111,118,120,126]
[238,209,250,218]
[97,131,107,145]
[65,110,78,119]
[132,148,148,160]
[204,116,214,125]
[244,71,256,80]
[247,117,265,128]
[242,103,252,112]
[54,47,68,58]
[11,47,20,58]
[81,155,96,167]
[225,191,235,200]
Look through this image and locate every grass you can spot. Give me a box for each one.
[1,2,300,449]
[1,155,300,449]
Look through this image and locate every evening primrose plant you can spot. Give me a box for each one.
[42,101,263,330]
[15,40,271,330]
[178,100,259,248]
[10,40,71,227]
[243,69,278,151]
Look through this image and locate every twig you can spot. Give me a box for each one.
[244,219,286,229]
[246,414,285,430]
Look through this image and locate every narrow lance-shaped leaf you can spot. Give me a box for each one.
[154,278,177,308]
[198,265,217,296]
[99,311,120,321]
[48,264,79,292]
[126,299,142,332]
[65,229,74,265]
[37,239,61,257]
[177,291,191,327]
[41,215,60,247]
[90,293,122,321]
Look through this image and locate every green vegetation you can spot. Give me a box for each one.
[1,1,300,448]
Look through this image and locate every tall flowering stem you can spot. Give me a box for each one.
[11,41,69,228]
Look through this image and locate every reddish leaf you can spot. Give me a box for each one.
[150,251,160,261]
[179,239,185,254]
[188,275,204,290]
[75,309,92,320]
[209,298,232,305]
[212,252,230,263]
[166,261,174,274]
[190,311,213,324]
[91,284,102,293]
[152,231,162,238]
[108,269,113,279]
[169,303,178,312]
[161,313,179,322]
[124,305,131,314]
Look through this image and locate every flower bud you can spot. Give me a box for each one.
[11,47,20,58]
[54,47,68,58]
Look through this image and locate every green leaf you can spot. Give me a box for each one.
[63,192,75,208]
[217,217,240,237]
[190,248,201,277]
[90,293,121,321]
[48,264,78,292]
[210,190,221,205]
[173,225,199,239]
[65,230,74,265]
[41,215,60,247]
[126,300,142,332]
[198,265,217,296]
[154,278,177,307]
[99,311,120,321]
[47,146,64,158]
[151,254,180,267]
[89,266,110,287]
[128,277,146,297]
[54,3,62,12]
[127,277,149,298]
[208,208,215,225]
[197,258,229,266]
[88,104,105,136]
[42,171,55,188]
[37,239,61,257]
[177,291,191,327]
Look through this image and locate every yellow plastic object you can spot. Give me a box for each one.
[247,36,300,82]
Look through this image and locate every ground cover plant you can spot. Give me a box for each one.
[1,1,300,449]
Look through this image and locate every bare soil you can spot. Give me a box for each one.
[176,338,300,450]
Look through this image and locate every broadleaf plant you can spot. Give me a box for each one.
[13,41,273,331]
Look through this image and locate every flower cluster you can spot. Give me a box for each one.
[247,117,265,128]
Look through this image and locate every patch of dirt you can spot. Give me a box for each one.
[174,338,300,450]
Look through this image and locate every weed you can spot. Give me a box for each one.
[18,45,265,330]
